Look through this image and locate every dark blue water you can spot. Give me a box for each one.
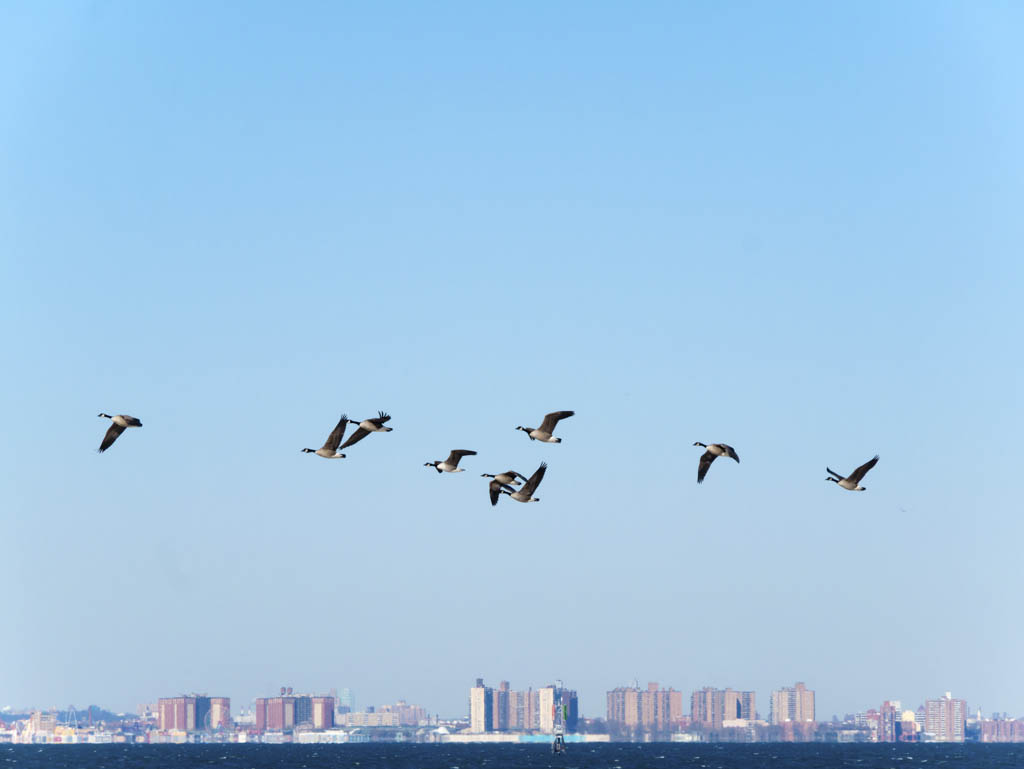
[3,743,1024,769]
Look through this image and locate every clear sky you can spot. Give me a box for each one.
[2,2,1022,721]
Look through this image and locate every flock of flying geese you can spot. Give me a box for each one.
[97,409,881,497]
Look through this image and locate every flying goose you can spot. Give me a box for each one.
[694,442,740,484]
[488,479,515,506]
[97,413,143,453]
[481,470,527,486]
[827,455,879,491]
[516,411,574,443]
[339,411,393,449]
[301,414,349,459]
[500,462,548,503]
[425,449,477,473]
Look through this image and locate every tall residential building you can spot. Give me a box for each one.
[254,696,296,732]
[640,683,658,726]
[925,693,966,742]
[470,679,494,733]
[608,687,641,727]
[311,697,335,730]
[691,688,715,726]
[253,693,334,732]
[690,687,756,728]
[524,688,539,730]
[607,683,684,731]
[509,689,526,730]
[879,700,901,742]
[159,697,191,731]
[159,696,209,731]
[538,687,555,733]
[541,683,579,733]
[722,689,756,723]
[492,681,510,731]
[294,696,314,726]
[209,698,231,730]
[159,695,228,731]
[770,682,815,725]
[470,679,577,733]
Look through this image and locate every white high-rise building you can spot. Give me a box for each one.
[538,687,555,733]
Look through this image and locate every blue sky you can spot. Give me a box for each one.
[2,2,1022,720]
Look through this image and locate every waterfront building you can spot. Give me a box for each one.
[770,682,815,725]
[606,683,683,731]
[924,692,966,742]
[253,692,334,733]
[608,686,640,727]
[158,695,229,732]
[525,688,540,730]
[492,682,510,731]
[311,697,335,730]
[209,698,231,730]
[979,717,1024,742]
[508,689,526,730]
[159,697,191,731]
[470,679,493,733]
[878,700,901,742]
[691,687,755,728]
[538,687,555,733]
[159,697,198,731]
[471,679,577,733]
[254,696,295,733]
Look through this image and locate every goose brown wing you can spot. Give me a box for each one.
[446,449,477,466]
[826,467,844,480]
[848,455,879,484]
[323,414,348,451]
[369,411,391,427]
[489,480,512,506]
[723,444,740,462]
[539,411,574,433]
[122,415,143,427]
[98,423,126,453]
[339,427,369,450]
[522,462,548,495]
[697,451,716,483]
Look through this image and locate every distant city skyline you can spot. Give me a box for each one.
[4,681,1020,745]
[4,2,1023,721]
[1,679,1015,726]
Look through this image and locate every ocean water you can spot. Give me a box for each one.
[3,743,1023,769]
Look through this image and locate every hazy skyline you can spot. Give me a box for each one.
[2,2,1023,720]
